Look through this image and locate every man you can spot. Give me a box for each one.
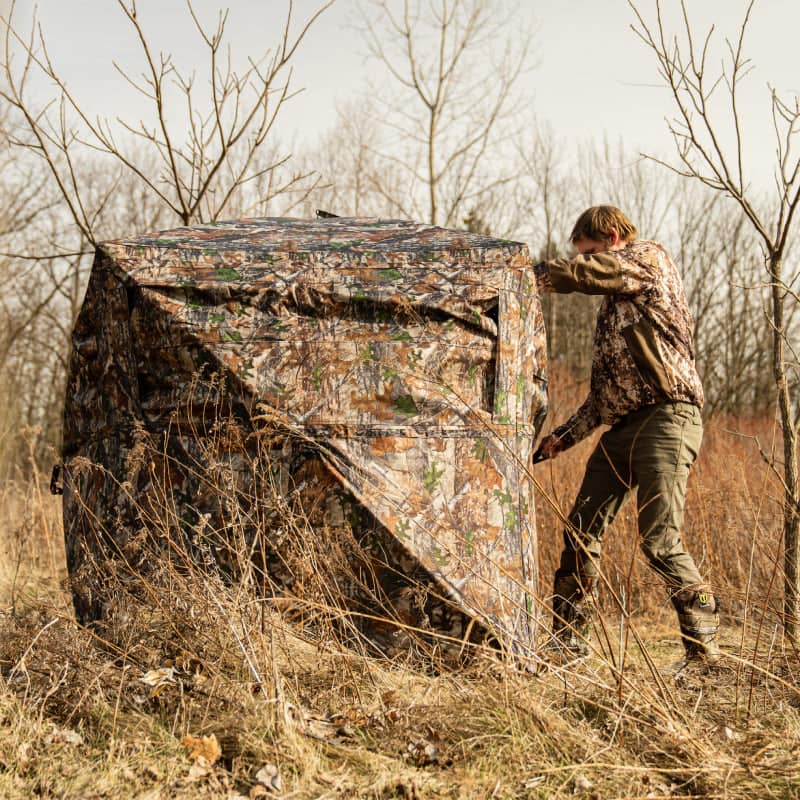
[533,205,719,663]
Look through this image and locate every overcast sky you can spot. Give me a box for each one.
[6,0,800,188]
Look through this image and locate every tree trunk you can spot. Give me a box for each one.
[770,254,800,642]
[428,110,438,225]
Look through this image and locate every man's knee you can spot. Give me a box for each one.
[569,491,619,539]
[640,531,685,565]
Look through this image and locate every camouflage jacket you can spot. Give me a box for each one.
[534,239,704,450]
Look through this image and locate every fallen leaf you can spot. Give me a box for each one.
[16,742,34,770]
[523,776,546,789]
[187,754,212,781]
[182,733,222,765]
[713,724,737,742]
[644,782,676,797]
[381,690,399,706]
[139,667,177,698]
[335,722,357,739]
[120,767,136,782]
[573,774,593,794]
[406,738,438,766]
[255,763,282,792]
[45,728,83,746]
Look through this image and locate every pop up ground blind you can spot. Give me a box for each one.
[62,217,548,655]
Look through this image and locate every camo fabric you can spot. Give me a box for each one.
[62,217,548,653]
[535,239,703,449]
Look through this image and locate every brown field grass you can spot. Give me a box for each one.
[1,402,799,799]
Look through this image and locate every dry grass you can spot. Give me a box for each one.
[1,601,798,799]
[0,462,69,618]
[1,401,799,799]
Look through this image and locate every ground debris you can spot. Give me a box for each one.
[572,773,593,794]
[182,733,222,765]
[254,763,282,793]
[405,737,439,767]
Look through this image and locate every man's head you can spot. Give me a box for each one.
[570,206,637,255]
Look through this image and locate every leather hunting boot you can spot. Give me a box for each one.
[550,571,596,658]
[671,587,720,664]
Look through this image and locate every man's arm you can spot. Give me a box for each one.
[534,249,658,296]
[534,394,601,461]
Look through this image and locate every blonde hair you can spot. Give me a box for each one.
[570,205,638,245]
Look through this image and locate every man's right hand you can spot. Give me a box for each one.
[532,433,567,463]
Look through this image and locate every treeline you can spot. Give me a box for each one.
[0,0,796,480]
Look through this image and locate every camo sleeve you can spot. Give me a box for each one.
[550,393,601,450]
[538,250,659,296]
[533,261,553,293]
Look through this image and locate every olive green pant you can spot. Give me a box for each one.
[558,401,705,590]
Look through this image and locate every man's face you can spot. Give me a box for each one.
[573,236,609,256]
[573,230,623,255]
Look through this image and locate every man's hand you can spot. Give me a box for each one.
[532,433,567,463]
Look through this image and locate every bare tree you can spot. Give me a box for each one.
[630,0,800,640]
[0,146,172,476]
[1,0,332,244]
[676,193,779,415]
[355,0,533,227]
[0,0,333,473]
[576,137,687,241]
[292,98,411,219]
[508,124,595,378]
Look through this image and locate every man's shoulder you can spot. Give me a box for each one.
[620,240,676,274]
[623,239,668,258]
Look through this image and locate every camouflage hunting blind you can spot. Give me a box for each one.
[62,217,548,655]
